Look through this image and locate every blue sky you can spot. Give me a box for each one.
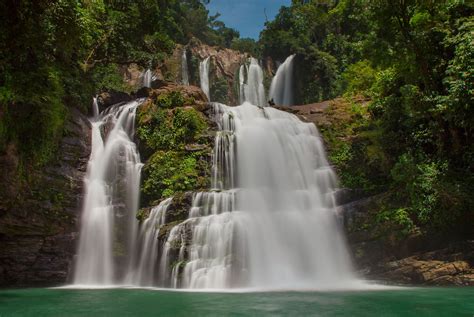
[206,0,291,40]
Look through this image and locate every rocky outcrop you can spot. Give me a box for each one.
[157,192,194,246]
[116,40,260,107]
[338,193,474,286]
[188,41,247,81]
[159,41,248,106]
[148,83,209,105]
[368,242,474,286]
[118,63,147,90]
[97,90,133,113]
[0,107,91,287]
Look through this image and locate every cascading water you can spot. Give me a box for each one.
[73,100,143,286]
[238,58,266,107]
[156,102,358,290]
[269,54,295,106]
[143,69,152,88]
[75,54,360,290]
[199,57,210,100]
[181,49,189,86]
[127,198,172,286]
[92,97,99,118]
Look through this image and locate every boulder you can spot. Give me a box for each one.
[97,90,133,112]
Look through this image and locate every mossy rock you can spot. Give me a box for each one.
[210,76,230,104]
[136,206,152,222]
[137,101,209,156]
[136,89,214,206]
[157,220,182,243]
[165,192,194,223]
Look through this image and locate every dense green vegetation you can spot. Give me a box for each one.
[0,0,243,168]
[261,0,473,236]
[136,95,211,205]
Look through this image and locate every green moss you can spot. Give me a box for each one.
[155,91,191,109]
[162,57,181,82]
[158,220,181,242]
[136,207,151,222]
[210,76,229,104]
[137,95,211,205]
[137,99,207,154]
[188,55,200,85]
[318,97,388,194]
[141,150,209,204]
[171,260,188,272]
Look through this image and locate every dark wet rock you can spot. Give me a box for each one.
[185,144,209,152]
[163,192,194,225]
[0,107,91,287]
[338,194,474,286]
[334,188,367,206]
[97,90,133,112]
[135,87,152,99]
[273,105,300,114]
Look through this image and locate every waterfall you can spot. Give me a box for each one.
[239,65,246,104]
[239,58,266,107]
[157,102,357,289]
[92,97,99,118]
[181,49,189,86]
[73,100,143,286]
[199,57,210,100]
[143,69,152,88]
[74,56,359,290]
[127,198,172,286]
[269,55,295,106]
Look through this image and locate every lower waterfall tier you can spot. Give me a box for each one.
[132,102,358,289]
[72,97,360,289]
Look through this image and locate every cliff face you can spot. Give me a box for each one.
[344,197,474,286]
[115,41,248,106]
[160,40,248,106]
[0,108,91,286]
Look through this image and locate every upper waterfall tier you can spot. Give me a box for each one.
[269,55,295,106]
[238,58,266,107]
[181,49,190,86]
[199,57,211,100]
[143,69,152,88]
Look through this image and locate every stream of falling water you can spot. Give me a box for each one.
[181,49,189,86]
[143,69,152,88]
[269,55,295,106]
[74,100,143,286]
[239,58,266,107]
[199,57,210,100]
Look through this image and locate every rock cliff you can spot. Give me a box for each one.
[0,108,91,286]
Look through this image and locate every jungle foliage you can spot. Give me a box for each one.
[0,0,240,167]
[260,0,473,235]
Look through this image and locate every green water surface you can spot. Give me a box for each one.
[0,287,473,316]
